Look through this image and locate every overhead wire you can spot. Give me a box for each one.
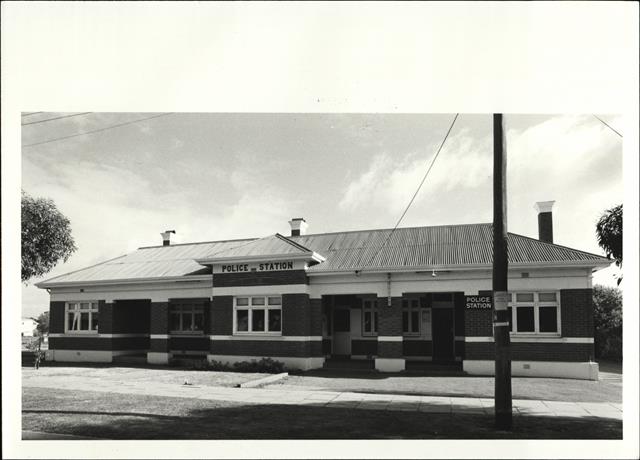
[22,113,174,148]
[593,115,622,138]
[359,113,460,272]
[21,112,93,126]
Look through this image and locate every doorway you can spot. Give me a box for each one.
[432,307,455,363]
[332,308,351,356]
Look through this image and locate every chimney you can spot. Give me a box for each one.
[160,230,176,246]
[534,201,555,243]
[288,218,308,237]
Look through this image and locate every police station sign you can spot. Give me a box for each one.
[217,260,298,273]
[465,295,493,309]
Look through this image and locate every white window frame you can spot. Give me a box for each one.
[361,298,378,337]
[402,297,421,336]
[508,291,561,336]
[233,296,282,335]
[65,301,99,334]
[170,303,205,334]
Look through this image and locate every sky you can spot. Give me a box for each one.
[21,112,623,318]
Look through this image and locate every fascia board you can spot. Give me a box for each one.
[307,260,611,276]
[36,275,212,289]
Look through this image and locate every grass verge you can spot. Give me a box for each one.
[23,387,621,439]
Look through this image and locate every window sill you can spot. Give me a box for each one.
[233,332,282,336]
[510,333,561,338]
[64,331,99,335]
[169,331,205,335]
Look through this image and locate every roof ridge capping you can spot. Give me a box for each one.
[274,232,314,253]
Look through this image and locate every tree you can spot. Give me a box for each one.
[593,285,622,361]
[596,204,622,285]
[34,311,50,335]
[21,190,77,282]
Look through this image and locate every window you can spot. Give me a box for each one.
[509,292,560,335]
[362,299,378,336]
[234,296,281,334]
[170,303,204,333]
[402,298,420,335]
[66,302,99,333]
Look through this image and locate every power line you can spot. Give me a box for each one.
[22,113,174,148]
[360,113,459,271]
[21,112,93,126]
[593,115,622,138]
[21,112,43,117]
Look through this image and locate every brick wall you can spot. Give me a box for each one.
[49,301,66,334]
[49,337,112,350]
[112,299,151,334]
[213,270,307,287]
[560,289,594,337]
[403,340,432,356]
[211,296,233,335]
[377,296,402,336]
[98,301,112,334]
[309,298,323,336]
[150,302,169,334]
[282,294,311,335]
[169,336,209,352]
[352,339,378,356]
[454,292,466,336]
[465,342,594,361]
[210,339,322,357]
[464,290,493,337]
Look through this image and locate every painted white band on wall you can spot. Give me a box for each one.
[465,336,594,343]
[48,333,149,338]
[377,336,403,342]
[150,334,170,339]
[209,335,322,342]
[212,284,308,296]
[493,322,510,327]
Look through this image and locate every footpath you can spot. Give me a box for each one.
[22,374,623,420]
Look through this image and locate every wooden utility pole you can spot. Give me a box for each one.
[493,113,512,430]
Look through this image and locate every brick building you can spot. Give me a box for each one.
[37,202,610,379]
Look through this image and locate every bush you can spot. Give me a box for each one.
[168,357,286,373]
[204,358,286,373]
[593,285,623,362]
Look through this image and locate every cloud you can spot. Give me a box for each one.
[338,129,492,215]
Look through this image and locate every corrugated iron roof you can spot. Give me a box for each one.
[198,233,314,261]
[37,223,609,286]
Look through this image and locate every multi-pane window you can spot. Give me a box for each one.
[362,299,378,336]
[509,292,560,335]
[234,296,282,334]
[66,302,99,333]
[402,298,421,335]
[170,303,204,333]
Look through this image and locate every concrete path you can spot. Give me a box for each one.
[22,375,622,420]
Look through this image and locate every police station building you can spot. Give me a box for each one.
[37,201,610,380]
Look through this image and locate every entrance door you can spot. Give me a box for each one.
[431,308,454,363]
[332,309,351,356]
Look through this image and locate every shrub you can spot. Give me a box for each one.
[168,357,286,373]
[206,358,286,373]
[593,285,623,362]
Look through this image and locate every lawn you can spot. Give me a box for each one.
[22,387,621,439]
[22,364,265,388]
[277,370,622,403]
